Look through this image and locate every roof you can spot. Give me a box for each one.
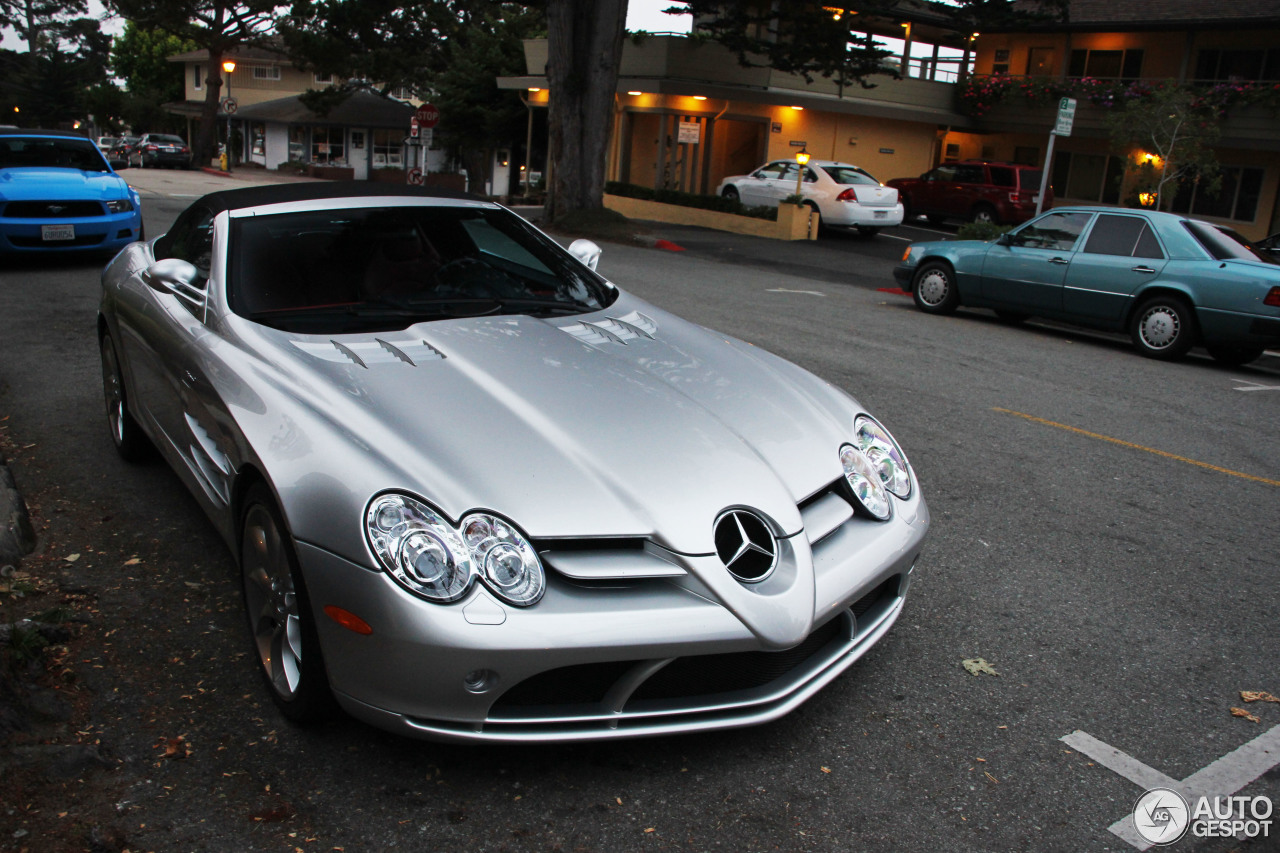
[167,45,290,64]
[0,128,91,139]
[1012,0,1280,28]
[232,90,414,128]
[191,181,481,215]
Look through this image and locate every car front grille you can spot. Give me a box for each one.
[4,201,105,218]
[8,233,107,248]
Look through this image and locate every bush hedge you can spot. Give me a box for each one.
[605,182,777,221]
[955,221,1013,242]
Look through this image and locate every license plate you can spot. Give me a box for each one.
[874,210,887,218]
[1033,195,1040,203]
[41,224,75,241]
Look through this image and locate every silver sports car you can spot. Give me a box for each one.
[99,183,929,742]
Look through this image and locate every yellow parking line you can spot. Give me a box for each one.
[993,407,1280,487]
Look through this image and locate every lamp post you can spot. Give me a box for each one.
[794,147,810,197]
[221,59,235,172]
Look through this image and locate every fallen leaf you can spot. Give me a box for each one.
[616,797,622,805]
[644,828,655,833]
[962,658,999,677]
[64,553,80,563]
[123,557,141,566]
[1230,707,1261,723]
[820,766,831,774]
[984,771,999,783]
[159,736,191,759]
[1241,691,1280,704]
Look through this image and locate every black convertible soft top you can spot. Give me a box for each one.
[195,181,481,215]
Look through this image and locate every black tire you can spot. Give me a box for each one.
[994,310,1029,323]
[1206,344,1264,366]
[899,198,912,222]
[100,333,150,462]
[911,261,960,315]
[721,186,740,203]
[1129,295,1196,360]
[856,226,881,236]
[971,204,998,225]
[926,214,946,226]
[240,483,336,724]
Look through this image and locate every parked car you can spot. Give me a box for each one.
[894,206,1280,364]
[109,136,139,168]
[129,133,192,169]
[98,182,929,742]
[95,135,116,151]
[887,160,1050,226]
[717,159,904,235]
[0,128,143,255]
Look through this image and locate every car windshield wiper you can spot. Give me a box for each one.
[392,296,596,316]
[246,297,593,326]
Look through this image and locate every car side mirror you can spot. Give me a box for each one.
[996,232,1015,246]
[568,239,602,271]
[143,258,204,294]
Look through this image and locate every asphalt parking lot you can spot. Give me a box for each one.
[0,183,1277,852]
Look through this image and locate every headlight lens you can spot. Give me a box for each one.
[840,444,892,520]
[365,494,545,606]
[854,415,912,499]
[461,512,545,606]
[106,199,134,213]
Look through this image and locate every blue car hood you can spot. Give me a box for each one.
[0,168,132,201]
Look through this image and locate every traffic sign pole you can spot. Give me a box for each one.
[1035,98,1077,216]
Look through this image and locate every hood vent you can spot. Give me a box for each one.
[292,338,446,368]
[559,311,657,347]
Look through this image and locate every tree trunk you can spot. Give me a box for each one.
[543,0,627,221]
[192,47,224,168]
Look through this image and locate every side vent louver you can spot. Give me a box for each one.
[560,311,658,347]
[291,338,446,368]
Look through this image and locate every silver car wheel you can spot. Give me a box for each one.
[101,338,125,445]
[917,269,950,306]
[243,505,304,700]
[1138,305,1181,350]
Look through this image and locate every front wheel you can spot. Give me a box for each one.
[971,204,998,225]
[100,333,150,462]
[721,186,740,203]
[1206,344,1264,366]
[1130,295,1196,360]
[241,484,336,724]
[911,261,959,315]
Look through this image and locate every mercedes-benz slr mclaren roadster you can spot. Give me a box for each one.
[98,183,929,742]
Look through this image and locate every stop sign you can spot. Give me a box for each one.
[415,103,440,128]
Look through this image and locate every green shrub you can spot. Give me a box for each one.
[956,221,1013,242]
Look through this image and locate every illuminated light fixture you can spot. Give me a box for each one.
[222,59,235,74]
[796,147,811,166]
[790,105,804,110]
[627,91,643,96]
[822,5,844,18]
[793,147,811,199]
[528,87,541,92]
[693,95,707,100]
[970,32,980,40]
[324,605,373,635]
[1138,192,1157,207]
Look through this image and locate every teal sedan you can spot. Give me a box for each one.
[893,206,1280,365]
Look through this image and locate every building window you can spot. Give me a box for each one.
[252,65,281,81]
[372,129,403,167]
[1051,151,1123,203]
[194,64,202,90]
[250,123,265,156]
[288,127,305,163]
[310,126,344,164]
[1026,47,1055,76]
[314,72,334,85]
[1014,146,1039,166]
[1194,48,1280,83]
[1068,49,1143,81]
[390,86,413,101]
[1169,166,1264,222]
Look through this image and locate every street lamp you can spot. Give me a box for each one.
[222,59,235,171]
[794,147,810,196]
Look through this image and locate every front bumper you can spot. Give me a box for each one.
[299,486,929,742]
[0,213,144,253]
[893,263,916,288]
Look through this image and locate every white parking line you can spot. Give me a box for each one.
[878,232,913,242]
[766,288,826,296]
[1061,725,1280,850]
[1234,379,1280,392]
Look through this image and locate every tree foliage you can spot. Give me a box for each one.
[110,23,198,134]
[0,0,112,128]
[1107,84,1221,211]
[108,0,277,163]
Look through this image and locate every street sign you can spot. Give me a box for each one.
[407,167,424,186]
[677,121,700,144]
[416,103,440,128]
[1055,97,1077,136]
[410,117,419,138]
[221,97,238,114]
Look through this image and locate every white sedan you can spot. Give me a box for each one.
[717,159,904,235]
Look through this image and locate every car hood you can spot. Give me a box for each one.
[0,168,130,200]
[245,295,861,556]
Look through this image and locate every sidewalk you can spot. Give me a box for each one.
[122,164,322,198]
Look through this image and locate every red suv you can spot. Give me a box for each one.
[886,161,1051,226]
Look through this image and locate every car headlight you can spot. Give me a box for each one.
[854,415,912,499]
[840,444,892,520]
[365,494,545,606]
[106,199,134,213]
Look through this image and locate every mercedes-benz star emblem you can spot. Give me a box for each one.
[714,510,778,583]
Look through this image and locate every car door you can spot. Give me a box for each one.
[945,164,988,219]
[980,210,1094,313]
[738,162,787,206]
[1063,213,1167,324]
[913,165,956,216]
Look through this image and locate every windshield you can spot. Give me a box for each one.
[1186,221,1279,265]
[819,165,879,186]
[229,205,617,333]
[0,137,109,172]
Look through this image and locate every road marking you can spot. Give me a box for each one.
[878,232,913,242]
[994,408,1280,487]
[1234,379,1280,392]
[1062,726,1280,851]
[766,288,825,296]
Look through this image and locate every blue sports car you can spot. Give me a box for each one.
[0,128,143,256]
[894,206,1280,365]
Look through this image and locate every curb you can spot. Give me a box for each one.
[0,451,35,568]
[200,166,232,178]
